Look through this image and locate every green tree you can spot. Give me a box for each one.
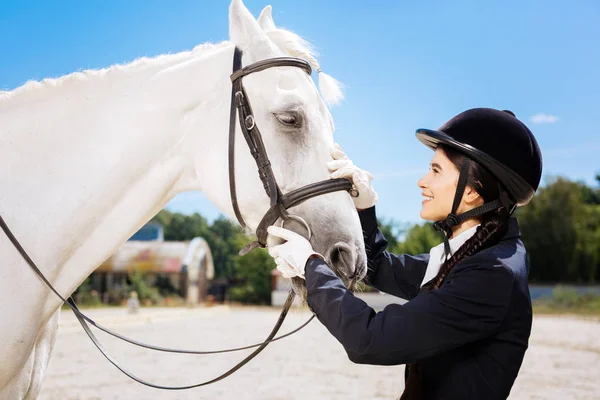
[395,222,444,255]
[580,175,600,205]
[577,203,600,283]
[207,216,246,279]
[151,211,244,279]
[159,212,211,241]
[377,218,409,251]
[228,232,275,304]
[518,177,600,283]
[128,270,160,303]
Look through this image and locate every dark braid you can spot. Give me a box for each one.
[400,146,510,400]
[423,208,509,291]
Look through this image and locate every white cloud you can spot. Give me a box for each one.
[530,113,560,124]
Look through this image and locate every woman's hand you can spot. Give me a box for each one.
[328,143,378,210]
[267,226,323,279]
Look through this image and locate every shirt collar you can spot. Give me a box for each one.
[420,224,480,287]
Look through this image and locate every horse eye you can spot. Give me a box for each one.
[275,112,302,128]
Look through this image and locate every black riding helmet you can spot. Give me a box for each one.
[415,108,543,241]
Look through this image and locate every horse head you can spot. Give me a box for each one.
[223,0,368,294]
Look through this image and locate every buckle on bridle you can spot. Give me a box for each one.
[234,91,245,106]
[244,115,255,130]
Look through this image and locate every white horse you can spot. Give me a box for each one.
[0,1,367,398]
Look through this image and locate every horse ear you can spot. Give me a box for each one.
[229,0,269,51]
[258,5,276,31]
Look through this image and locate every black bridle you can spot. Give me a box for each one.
[0,47,355,390]
[228,47,354,255]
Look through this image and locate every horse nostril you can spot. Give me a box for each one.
[327,242,356,279]
[329,246,341,264]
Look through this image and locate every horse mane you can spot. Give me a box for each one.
[265,27,344,106]
[1,27,343,106]
[0,41,229,103]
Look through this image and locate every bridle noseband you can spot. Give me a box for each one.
[228,47,354,255]
[0,46,356,390]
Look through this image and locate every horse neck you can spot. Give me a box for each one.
[0,42,235,317]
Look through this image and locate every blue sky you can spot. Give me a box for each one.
[2,0,598,227]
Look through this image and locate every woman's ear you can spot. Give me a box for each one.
[463,185,483,206]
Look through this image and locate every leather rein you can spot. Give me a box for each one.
[0,47,355,390]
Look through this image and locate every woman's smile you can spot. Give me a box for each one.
[421,192,434,205]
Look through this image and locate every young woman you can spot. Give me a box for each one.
[267,108,543,400]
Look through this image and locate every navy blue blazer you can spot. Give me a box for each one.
[305,206,532,400]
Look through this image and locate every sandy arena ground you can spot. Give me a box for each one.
[37,305,600,400]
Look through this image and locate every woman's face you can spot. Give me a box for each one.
[417,148,461,222]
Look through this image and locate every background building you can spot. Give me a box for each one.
[87,223,214,306]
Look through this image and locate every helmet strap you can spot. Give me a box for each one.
[432,159,471,259]
[432,160,514,261]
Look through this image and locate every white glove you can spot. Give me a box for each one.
[328,143,378,210]
[267,226,323,280]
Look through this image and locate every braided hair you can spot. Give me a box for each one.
[400,145,510,400]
